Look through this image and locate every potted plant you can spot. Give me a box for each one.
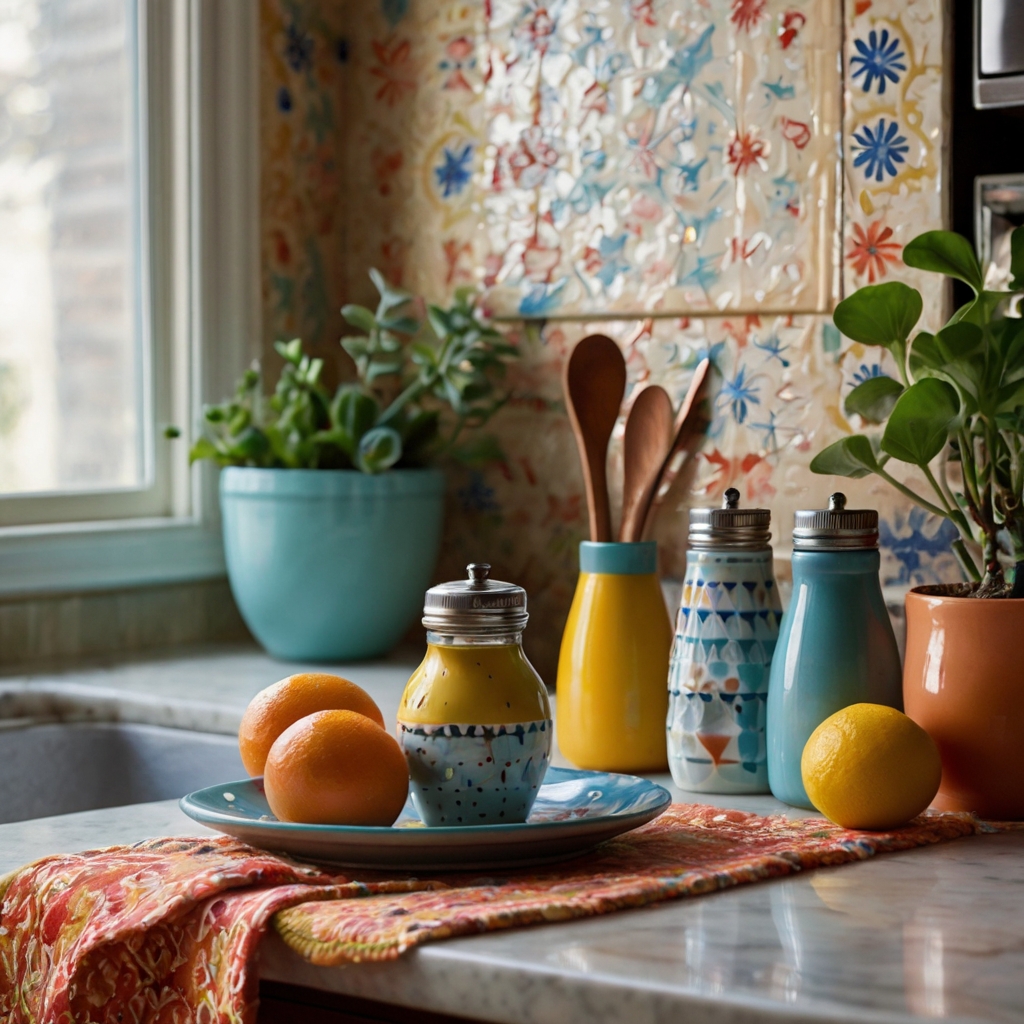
[183,271,515,661]
[811,228,1024,818]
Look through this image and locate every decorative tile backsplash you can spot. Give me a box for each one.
[478,0,840,317]
[259,0,955,679]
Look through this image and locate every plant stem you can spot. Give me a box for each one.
[921,463,975,540]
[379,374,433,425]
[874,466,948,519]
[951,538,982,582]
[936,445,960,514]
[958,428,982,511]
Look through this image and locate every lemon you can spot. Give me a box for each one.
[801,704,942,830]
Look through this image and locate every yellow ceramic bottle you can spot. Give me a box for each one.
[556,541,672,772]
[398,564,551,826]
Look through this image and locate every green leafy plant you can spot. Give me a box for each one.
[812,228,1024,596]
[185,271,517,474]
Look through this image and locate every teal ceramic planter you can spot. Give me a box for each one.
[220,467,444,661]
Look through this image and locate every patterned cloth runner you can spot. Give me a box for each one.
[1,804,1019,1023]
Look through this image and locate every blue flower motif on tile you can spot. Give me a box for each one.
[641,25,715,106]
[679,253,722,292]
[458,471,500,514]
[277,86,293,113]
[763,77,796,102]
[285,22,314,73]
[519,280,567,316]
[753,333,789,367]
[852,363,884,385]
[434,144,474,198]
[880,509,961,586]
[851,29,906,95]
[591,233,630,288]
[750,409,782,453]
[718,366,760,424]
[852,119,909,183]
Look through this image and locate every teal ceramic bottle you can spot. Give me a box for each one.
[766,493,902,809]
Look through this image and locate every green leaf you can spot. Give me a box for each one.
[189,436,221,464]
[365,360,403,382]
[996,377,1024,416]
[999,318,1024,382]
[909,325,986,412]
[881,378,960,466]
[378,316,420,335]
[903,230,984,294]
[163,425,181,439]
[228,409,251,435]
[908,331,939,381]
[227,427,271,462]
[341,304,378,334]
[1010,226,1024,291]
[832,282,922,352]
[410,342,438,367]
[274,338,304,364]
[844,376,904,424]
[809,435,880,478]
[950,290,1006,326]
[331,387,378,453]
[368,268,412,315]
[341,337,369,360]
[355,426,402,473]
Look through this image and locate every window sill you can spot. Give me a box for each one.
[0,518,226,596]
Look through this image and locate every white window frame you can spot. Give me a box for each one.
[0,0,260,594]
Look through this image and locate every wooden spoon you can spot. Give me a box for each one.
[563,334,627,542]
[619,384,674,542]
[643,359,712,533]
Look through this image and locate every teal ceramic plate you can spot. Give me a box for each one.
[180,767,671,870]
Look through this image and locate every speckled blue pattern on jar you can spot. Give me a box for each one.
[667,549,781,793]
[399,720,552,826]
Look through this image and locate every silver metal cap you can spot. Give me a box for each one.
[792,492,879,550]
[688,487,772,551]
[422,563,528,636]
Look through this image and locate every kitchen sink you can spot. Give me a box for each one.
[0,685,245,825]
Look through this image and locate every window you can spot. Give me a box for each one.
[0,0,145,499]
[0,1,259,591]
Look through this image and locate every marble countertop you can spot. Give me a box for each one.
[1,644,1022,1024]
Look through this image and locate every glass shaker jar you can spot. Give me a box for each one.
[667,488,781,793]
[398,564,551,827]
[766,493,903,809]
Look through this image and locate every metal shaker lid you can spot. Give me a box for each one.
[688,488,772,551]
[422,563,529,636]
[792,492,879,550]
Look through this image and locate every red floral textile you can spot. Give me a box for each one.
[1,807,1019,1023]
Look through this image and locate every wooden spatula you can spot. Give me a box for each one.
[643,359,712,534]
[563,334,627,542]
[619,384,674,542]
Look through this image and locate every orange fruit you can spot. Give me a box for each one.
[238,673,385,777]
[263,710,409,826]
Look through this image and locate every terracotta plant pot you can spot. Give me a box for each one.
[903,587,1024,820]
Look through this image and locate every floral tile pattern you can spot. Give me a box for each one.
[258,0,953,678]
[479,0,841,317]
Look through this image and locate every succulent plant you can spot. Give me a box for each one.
[184,270,516,474]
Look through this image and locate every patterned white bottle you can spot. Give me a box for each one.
[667,489,781,793]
